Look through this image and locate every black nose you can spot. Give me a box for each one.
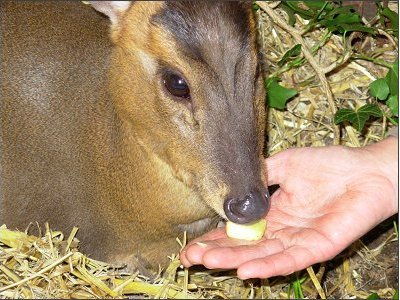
[223,188,270,224]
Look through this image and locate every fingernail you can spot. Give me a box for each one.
[196,242,208,248]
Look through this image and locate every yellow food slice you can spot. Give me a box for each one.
[226,219,267,241]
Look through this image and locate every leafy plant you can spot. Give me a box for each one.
[379,5,399,38]
[265,77,298,110]
[334,104,383,132]
[279,1,375,35]
[369,59,399,118]
[261,1,397,134]
[265,1,379,113]
[367,292,380,300]
[265,45,300,109]
[252,2,260,11]
[287,273,306,299]
[278,44,302,67]
[370,78,390,101]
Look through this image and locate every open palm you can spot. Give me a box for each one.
[180,141,397,279]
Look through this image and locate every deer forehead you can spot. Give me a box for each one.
[120,2,256,83]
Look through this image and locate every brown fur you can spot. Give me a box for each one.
[0,1,266,271]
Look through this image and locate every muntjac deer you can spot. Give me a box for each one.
[0,1,270,271]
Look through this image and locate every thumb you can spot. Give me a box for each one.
[265,148,295,186]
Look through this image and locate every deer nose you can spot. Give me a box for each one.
[223,189,270,224]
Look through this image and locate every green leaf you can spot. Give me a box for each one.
[393,289,399,300]
[288,273,305,299]
[334,13,361,25]
[357,104,383,117]
[265,77,298,110]
[292,276,304,299]
[369,60,398,118]
[340,24,375,34]
[320,12,360,27]
[278,44,302,67]
[302,1,327,10]
[381,7,399,37]
[385,59,399,96]
[334,108,355,123]
[252,2,260,11]
[387,95,399,116]
[283,1,315,19]
[325,6,356,18]
[320,16,375,34]
[317,7,375,35]
[281,4,297,26]
[369,78,390,100]
[334,104,383,131]
[367,293,380,300]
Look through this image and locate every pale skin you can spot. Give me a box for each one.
[180,137,398,279]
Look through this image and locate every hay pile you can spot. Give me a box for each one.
[0,224,291,298]
[1,1,398,298]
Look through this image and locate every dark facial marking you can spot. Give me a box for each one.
[151,1,251,62]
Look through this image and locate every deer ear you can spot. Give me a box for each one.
[88,1,132,25]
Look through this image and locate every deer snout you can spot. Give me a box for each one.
[223,188,270,224]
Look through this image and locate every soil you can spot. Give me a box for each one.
[325,215,398,298]
[356,216,398,292]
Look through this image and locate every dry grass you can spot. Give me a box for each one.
[0,1,398,298]
[1,222,396,298]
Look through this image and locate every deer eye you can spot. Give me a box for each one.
[162,71,190,99]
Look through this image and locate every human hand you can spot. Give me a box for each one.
[180,137,398,279]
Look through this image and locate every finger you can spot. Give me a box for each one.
[200,238,285,269]
[181,236,251,267]
[180,228,227,267]
[265,149,293,186]
[181,237,285,269]
[180,242,207,267]
[236,245,317,279]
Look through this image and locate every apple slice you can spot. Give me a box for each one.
[226,219,267,241]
